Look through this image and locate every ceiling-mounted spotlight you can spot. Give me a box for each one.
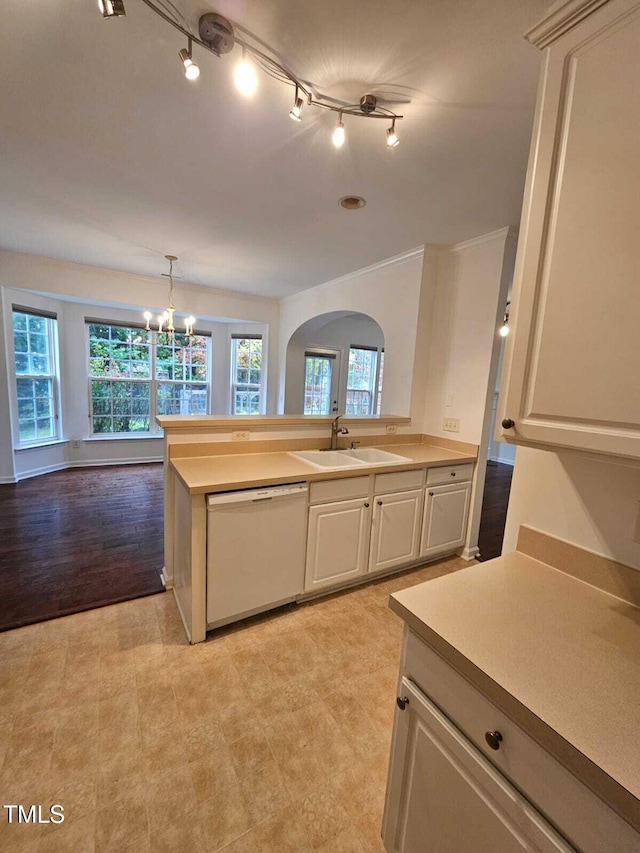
[386,118,400,148]
[499,301,511,337]
[234,47,257,97]
[99,0,125,18]
[289,86,303,122]
[332,113,345,148]
[178,38,200,81]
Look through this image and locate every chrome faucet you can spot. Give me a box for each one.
[329,415,349,450]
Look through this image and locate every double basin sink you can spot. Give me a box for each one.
[288,447,412,471]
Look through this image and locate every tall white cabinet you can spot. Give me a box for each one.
[498,0,640,461]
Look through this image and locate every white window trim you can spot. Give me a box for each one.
[10,309,62,449]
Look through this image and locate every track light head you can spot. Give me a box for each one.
[386,120,399,148]
[332,115,345,148]
[179,45,200,81]
[98,0,126,18]
[289,96,303,122]
[234,49,257,97]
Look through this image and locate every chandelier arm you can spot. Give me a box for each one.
[136,0,402,121]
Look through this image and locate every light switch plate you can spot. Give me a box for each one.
[231,430,250,441]
[445,393,454,408]
[443,418,460,433]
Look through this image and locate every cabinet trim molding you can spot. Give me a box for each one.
[525,0,611,49]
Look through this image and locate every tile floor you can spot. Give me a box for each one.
[0,556,465,852]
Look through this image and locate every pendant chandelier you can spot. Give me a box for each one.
[143,255,195,340]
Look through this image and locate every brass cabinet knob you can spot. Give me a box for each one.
[501,418,515,429]
[485,730,503,750]
[429,492,434,497]
[364,502,370,508]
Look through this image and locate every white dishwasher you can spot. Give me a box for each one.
[206,482,308,629]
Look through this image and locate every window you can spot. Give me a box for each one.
[231,336,262,414]
[12,309,59,444]
[88,322,210,434]
[346,346,381,415]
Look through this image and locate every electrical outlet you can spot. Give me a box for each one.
[443,418,460,433]
[71,439,81,449]
[385,424,398,434]
[231,430,250,441]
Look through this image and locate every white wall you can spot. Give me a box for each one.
[504,447,640,571]
[0,250,279,479]
[278,248,426,419]
[284,313,384,413]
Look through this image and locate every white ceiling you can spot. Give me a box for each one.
[0,0,548,298]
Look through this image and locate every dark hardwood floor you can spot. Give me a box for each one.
[0,464,164,631]
[477,461,514,562]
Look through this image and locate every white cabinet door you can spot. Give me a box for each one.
[499,0,640,460]
[383,678,575,853]
[420,482,471,558]
[369,489,423,574]
[305,498,371,592]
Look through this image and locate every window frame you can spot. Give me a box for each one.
[11,307,61,448]
[230,335,264,415]
[86,321,211,437]
[345,345,383,416]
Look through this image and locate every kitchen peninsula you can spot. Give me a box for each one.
[158,414,478,644]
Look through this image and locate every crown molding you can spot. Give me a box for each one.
[525,0,610,49]
[289,246,425,299]
[449,226,517,254]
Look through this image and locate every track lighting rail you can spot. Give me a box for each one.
[113,0,404,145]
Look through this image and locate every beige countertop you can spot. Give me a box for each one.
[170,443,476,495]
[390,553,640,831]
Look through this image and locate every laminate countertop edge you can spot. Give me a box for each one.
[389,555,640,834]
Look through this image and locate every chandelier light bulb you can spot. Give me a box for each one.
[386,120,400,148]
[332,116,345,148]
[98,0,126,18]
[234,50,257,97]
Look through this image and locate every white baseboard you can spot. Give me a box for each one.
[460,545,480,561]
[160,567,173,589]
[14,456,163,480]
[15,461,68,481]
[0,475,18,484]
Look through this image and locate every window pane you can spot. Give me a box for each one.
[12,311,58,444]
[232,338,262,414]
[304,356,332,415]
[90,379,150,434]
[346,348,378,415]
[88,324,151,379]
[157,383,208,416]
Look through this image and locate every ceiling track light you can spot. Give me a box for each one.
[99,0,125,18]
[332,113,345,148]
[234,46,257,97]
[386,118,400,148]
[178,37,200,80]
[289,86,303,122]
[115,3,404,150]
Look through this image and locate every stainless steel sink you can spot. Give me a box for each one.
[288,447,411,470]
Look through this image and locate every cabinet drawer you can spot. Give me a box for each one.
[402,628,639,853]
[309,476,370,504]
[426,463,473,485]
[374,469,424,494]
